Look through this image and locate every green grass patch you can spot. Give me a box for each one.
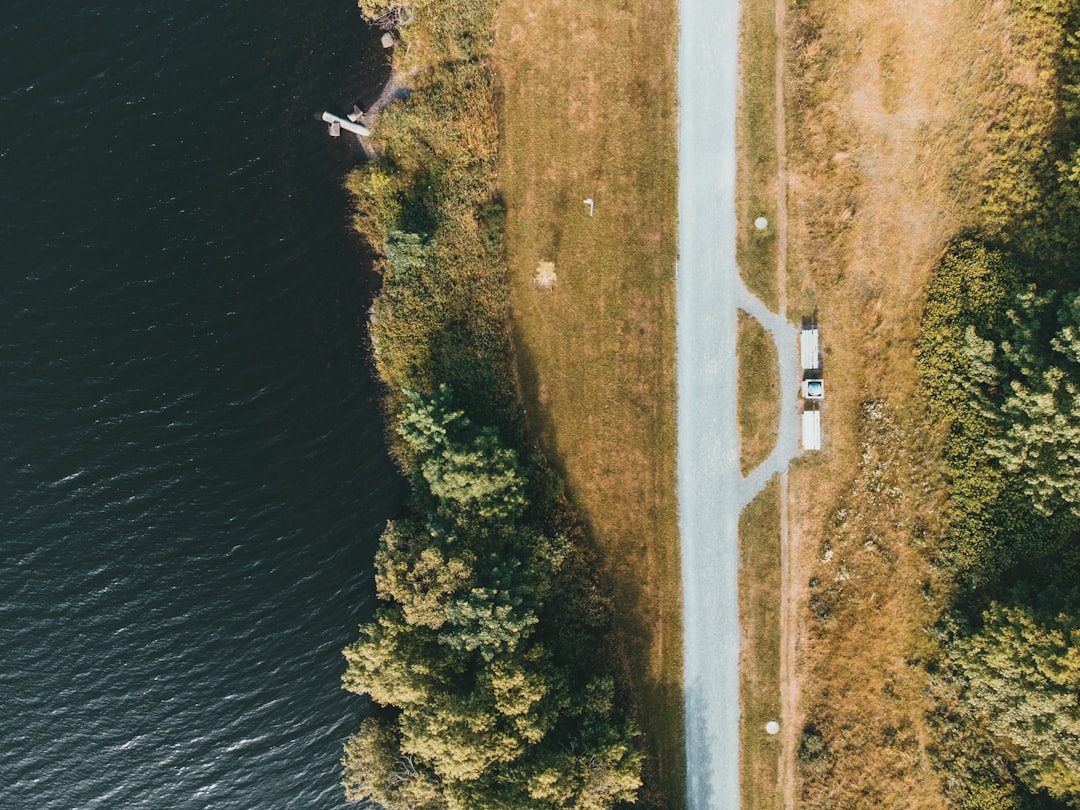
[737,0,780,311]
[737,310,781,476]
[739,477,783,810]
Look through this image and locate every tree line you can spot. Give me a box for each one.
[337,0,646,807]
[341,387,642,809]
[916,0,1080,802]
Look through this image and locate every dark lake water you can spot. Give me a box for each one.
[0,1,404,806]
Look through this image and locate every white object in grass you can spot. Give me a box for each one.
[800,327,819,371]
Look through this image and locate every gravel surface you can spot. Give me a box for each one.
[676,0,800,803]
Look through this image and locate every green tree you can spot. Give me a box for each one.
[965,289,1080,519]
[398,690,523,783]
[954,596,1080,805]
[342,387,641,808]
[375,520,475,631]
[914,239,1055,581]
[342,608,449,708]
[439,586,538,660]
[341,717,446,809]
[397,385,527,523]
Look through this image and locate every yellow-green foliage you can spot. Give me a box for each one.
[918,238,1077,581]
[340,1,646,806]
[342,388,643,810]
[346,0,510,419]
[917,0,1080,583]
[955,597,1080,805]
[916,241,1037,582]
[919,246,1080,807]
[917,1,1080,804]
[966,291,1080,520]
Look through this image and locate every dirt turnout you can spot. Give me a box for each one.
[783,0,1015,804]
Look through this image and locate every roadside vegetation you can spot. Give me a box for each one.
[738,478,783,810]
[736,0,780,311]
[915,5,1080,789]
[736,311,781,475]
[785,0,1080,803]
[493,0,683,806]
[337,1,649,807]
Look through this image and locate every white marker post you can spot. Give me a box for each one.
[583,198,594,217]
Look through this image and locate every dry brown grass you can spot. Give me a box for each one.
[739,477,783,810]
[737,311,781,476]
[782,0,1017,803]
[492,1,682,807]
[791,403,951,808]
[737,0,781,311]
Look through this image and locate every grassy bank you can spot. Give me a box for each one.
[781,0,1011,802]
[736,311,781,476]
[738,478,783,810]
[337,0,656,806]
[736,0,780,311]
[493,0,683,806]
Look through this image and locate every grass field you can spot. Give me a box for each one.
[492,1,683,807]
[736,0,781,312]
[738,478,783,810]
[737,311,781,476]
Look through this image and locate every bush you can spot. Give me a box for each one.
[342,389,642,809]
[917,1,1080,801]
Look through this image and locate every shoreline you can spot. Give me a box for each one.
[337,2,652,806]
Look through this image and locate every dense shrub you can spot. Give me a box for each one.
[917,0,1080,802]
[915,240,1072,583]
[979,0,1080,265]
[966,290,1080,520]
[341,389,642,810]
[953,593,1080,805]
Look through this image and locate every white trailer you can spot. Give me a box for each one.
[800,327,820,371]
[802,409,822,451]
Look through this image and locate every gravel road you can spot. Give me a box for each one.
[676,0,800,803]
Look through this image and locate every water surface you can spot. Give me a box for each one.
[0,1,402,806]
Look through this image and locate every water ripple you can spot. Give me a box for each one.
[0,0,399,807]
